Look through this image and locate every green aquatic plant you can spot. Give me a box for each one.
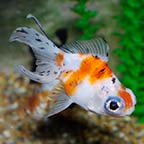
[114,0,144,122]
[71,0,101,40]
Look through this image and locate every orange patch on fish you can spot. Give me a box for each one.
[64,56,112,96]
[89,62,112,84]
[55,52,64,66]
[118,87,133,110]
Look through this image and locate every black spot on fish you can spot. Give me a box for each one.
[35,33,39,36]
[112,77,116,84]
[106,52,109,57]
[40,71,45,74]
[94,55,98,59]
[46,42,49,45]
[40,73,44,76]
[47,70,50,73]
[35,38,42,42]
[39,47,45,50]
[16,28,28,34]
[99,68,105,73]
[36,78,40,81]
[54,71,57,74]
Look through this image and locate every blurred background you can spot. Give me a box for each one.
[0,0,144,144]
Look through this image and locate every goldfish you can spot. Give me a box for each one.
[9,14,136,119]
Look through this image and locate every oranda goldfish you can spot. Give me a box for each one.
[9,14,136,119]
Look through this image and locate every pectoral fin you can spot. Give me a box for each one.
[45,81,72,118]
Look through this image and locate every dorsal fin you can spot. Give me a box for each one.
[60,37,110,62]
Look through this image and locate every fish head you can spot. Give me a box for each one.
[88,76,136,117]
[103,88,136,117]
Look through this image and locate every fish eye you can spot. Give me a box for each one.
[104,96,124,115]
[109,101,119,110]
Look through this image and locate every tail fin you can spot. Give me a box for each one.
[9,16,64,83]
